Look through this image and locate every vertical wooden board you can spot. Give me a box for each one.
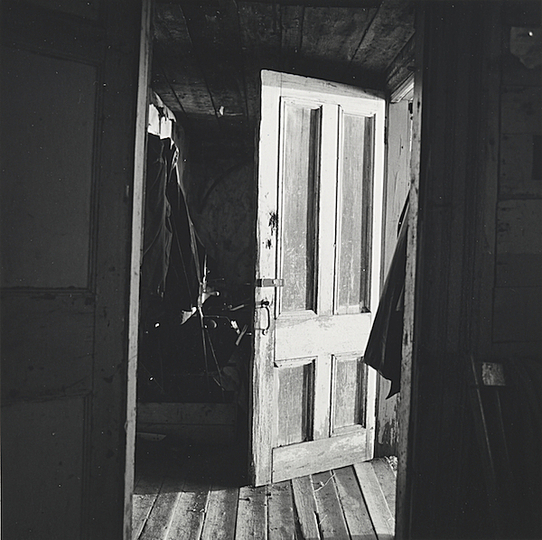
[496,200,542,287]
[334,466,378,540]
[354,462,394,540]
[291,476,320,539]
[394,5,428,537]
[200,488,239,540]
[501,86,542,134]
[493,286,542,343]
[370,459,397,520]
[383,100,411,277]
[375,376,399,456]
[268,481,296,540]
[496,200,542,254]
[500,133,542,198]
[312,471,350,539]
[252,78,281,486]
[496,252,542,287]
[236,485,269,540]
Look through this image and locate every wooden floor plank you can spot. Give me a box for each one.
[268,480,296,540]
[312,471,350,540]
[166,454,213,540]
[236,485,269,540]
[200,487,239,540]
[133,491,161,540]
[132,462,165,539]
[136,444,198,540]
[291,475,320,540]
[370,458,396,520]
[334,466,378,540]
[138,489,180,540]
[354,462,394,540]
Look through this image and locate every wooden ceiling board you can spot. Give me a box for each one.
[238,2,282,128]
[280,4,305,73]
[345,0,415,74]
[301,6,377,65]
[152,0,415,155]
[180,2,251,143]
[286,5,385,86]
[153,4,221,138]
[385,34,415,93]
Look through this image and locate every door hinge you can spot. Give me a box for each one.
[255,278,284,287]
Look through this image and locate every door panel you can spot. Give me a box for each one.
[331,353,366,435]
[0,2,150,538]
[335,111,374,314]
[252,71,384,485]
[279,100,320,315]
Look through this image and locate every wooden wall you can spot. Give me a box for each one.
[399,1,541,538]
[494,4,542,357]
[375,98,412,456]
[1,2,150,538]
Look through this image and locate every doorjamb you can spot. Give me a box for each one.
[396,11,424,540]
[124,0,152,537]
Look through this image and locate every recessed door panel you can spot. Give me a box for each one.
[275,357,316,446]
[0,48,96,289]
[279,100,321,315]
[335,112,375,314]
[331,353,366,435]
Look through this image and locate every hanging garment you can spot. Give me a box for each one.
[364,199,408,397]
[140,134,173,322]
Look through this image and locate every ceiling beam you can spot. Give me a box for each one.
[158,0,381,7]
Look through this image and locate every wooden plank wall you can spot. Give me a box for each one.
[400,1,541,538]
[493,4,542,357]
[375,99,411,457]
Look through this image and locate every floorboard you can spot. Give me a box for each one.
[132,440,397,540]
[200,487,239,540]
[354,462,394,540]
[291,475,320,539]
[268,481,296,539]
[312,470,350,539]
[236,485,268,540]
[334,466,378,540]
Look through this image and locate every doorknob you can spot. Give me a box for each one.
[256,299,271,335]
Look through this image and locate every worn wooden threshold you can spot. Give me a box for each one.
[133,440,396,540]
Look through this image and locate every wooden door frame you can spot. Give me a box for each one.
[124,0,152,537]
[395,8,423,539]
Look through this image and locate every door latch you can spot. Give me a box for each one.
[256,299,271,335]
[255,278,284,288]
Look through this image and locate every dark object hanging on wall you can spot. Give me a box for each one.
[364,198,408,397]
